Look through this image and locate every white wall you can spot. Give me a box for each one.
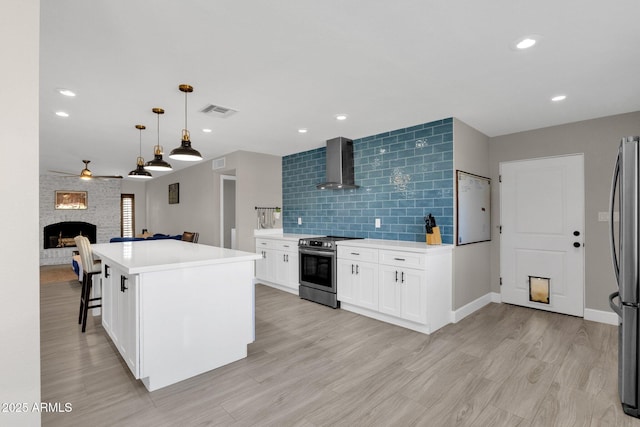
[0,0,41,425]
[453,119,491,310]
[489,111,640,312]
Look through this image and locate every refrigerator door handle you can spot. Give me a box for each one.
[610,149,621,283]
[609,291,622,318]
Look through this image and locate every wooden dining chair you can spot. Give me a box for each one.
[181,231,199,243]
[74,235,102,332]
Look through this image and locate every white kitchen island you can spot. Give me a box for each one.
[91,239,261,392]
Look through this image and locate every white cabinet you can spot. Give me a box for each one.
[101,263,114,339]
[116,271,139,376]
[336,241,452,335]
[274,242,299,291]
[379,263,427,324]
[337,246,378,311]
[101,263,139,377]
[378,250,427,324]
[255,237,299,294]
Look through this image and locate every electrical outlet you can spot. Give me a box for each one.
[375,218,381,228]
[297,217,302,225]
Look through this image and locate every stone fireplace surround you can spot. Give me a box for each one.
[40,175,120,265]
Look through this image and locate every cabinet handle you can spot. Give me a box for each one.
[261,242,267,245]
[120,275,128,292]
[283,245,290,248]
[356,265,359,275]
[401,271,405,283]
[395,270,398,282]
[394,257,406,261]
[105,264,110,278]
[286,254,289,262]
[352,264,354,274]
[263,251,266,259]
[351,252,360,256]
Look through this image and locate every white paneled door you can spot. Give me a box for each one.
[500,154,584,317]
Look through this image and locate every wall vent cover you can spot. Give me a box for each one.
[212,157,226,170]
[200,104,238,118]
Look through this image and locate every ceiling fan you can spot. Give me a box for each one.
[49,160,123,180]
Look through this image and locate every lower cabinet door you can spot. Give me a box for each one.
[116,272,140,378]
[400,268,427,324]
[354,262,378,311]
[101,263,113,336]
[379,266,402,318]
[337,259,356,304]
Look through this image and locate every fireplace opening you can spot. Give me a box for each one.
[44,221,97,249]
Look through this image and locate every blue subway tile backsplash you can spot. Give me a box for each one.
[282,118,453,243]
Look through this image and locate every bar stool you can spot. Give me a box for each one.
[74,235,102,332]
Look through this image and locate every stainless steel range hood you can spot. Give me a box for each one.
[316,137,359,190]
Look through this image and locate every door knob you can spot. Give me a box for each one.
[573,242,581,248]
[573,231,580,236]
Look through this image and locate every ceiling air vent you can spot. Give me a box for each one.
[212,157,226,170]
[200,104,238,118]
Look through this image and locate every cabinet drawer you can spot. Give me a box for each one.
[274,241,297,252]
[379,250,424,268]
[255,238,275,249]
[338,246,378,263]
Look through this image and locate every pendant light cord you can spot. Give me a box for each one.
[184,90,188,131]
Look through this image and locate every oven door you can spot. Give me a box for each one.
[299,248,336,293]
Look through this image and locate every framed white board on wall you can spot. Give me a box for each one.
[456,170,491,245]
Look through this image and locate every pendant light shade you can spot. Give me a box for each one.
[145,108,173,171]
[128,124,153,179]
[169,84,203,162]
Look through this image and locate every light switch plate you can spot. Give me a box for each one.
[297,217,302,225]
[375,218,381,228]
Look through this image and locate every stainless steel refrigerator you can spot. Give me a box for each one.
[610,135,640,418]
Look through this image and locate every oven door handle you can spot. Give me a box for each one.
[299,248,333,257]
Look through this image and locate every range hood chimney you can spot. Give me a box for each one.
[316,137,359,190]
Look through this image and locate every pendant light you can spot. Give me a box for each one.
[128,124,152,179]
[169,84,203,161]
[144,108,173,171]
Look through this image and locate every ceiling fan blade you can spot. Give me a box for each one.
[93,175,123,180]
[49,170,79,176]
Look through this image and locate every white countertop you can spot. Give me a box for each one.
[336,238,453,254]
[92,240,262,274]
[254,233,316,242]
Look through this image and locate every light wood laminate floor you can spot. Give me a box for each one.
[41,268,640,426]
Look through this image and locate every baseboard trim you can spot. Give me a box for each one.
[452,292,500,323]
[584,308,619,326]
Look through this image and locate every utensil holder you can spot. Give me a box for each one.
[426,226,442,245]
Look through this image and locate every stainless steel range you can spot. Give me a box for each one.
[298,236,362,308]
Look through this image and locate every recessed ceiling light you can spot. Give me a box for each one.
[551,95,567,102]
[335,114,348,121]
[511,34,542,50]
[298,128,308,133]
[58,88,76,97]
[55,111,69,117]
[202,128,212,133]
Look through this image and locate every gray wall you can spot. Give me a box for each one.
[489,111,640,312]
[146,160,217,244]
[453,119,491,310]
[214,151,282,251]
[1,0,41,424]
[145,151,282,252]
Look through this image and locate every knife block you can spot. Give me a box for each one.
[426,226,442,245]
